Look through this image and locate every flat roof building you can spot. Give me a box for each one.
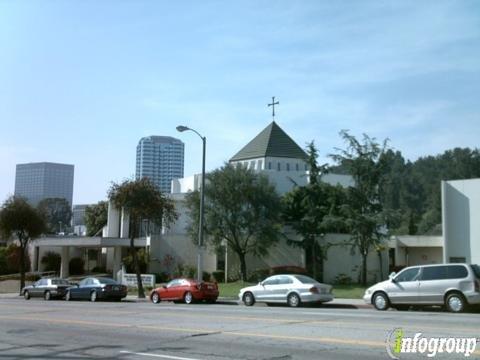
[136,136,184,193]
[14,162,74,206]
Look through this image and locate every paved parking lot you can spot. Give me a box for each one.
[0,297,479,359]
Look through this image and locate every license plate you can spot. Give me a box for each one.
[113,286,119,291]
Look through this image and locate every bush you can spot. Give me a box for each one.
[154,272,170,283]
[212,270,225,283]
[91,266,107,273]
[202,271,211,282]
[122,248,148,273]
[41,251,61,272]
[69,257,85,275]
[182,265,196,279]
[247,268,271,282]
[270,265,308,275]
[0,244,31,275]
[334,273,352,285]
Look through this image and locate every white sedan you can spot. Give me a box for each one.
[239,274,334,307]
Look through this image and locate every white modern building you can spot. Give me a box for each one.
[442,178,480,264]
[136,136,185,193]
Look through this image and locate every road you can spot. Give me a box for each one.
[0,297,479,360]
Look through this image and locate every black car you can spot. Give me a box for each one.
[22,278,70,300]
[65,277,127,302]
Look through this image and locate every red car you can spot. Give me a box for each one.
[150,278,219,304]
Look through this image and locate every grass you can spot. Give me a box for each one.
[332,284,368,299]
[218,281,254,298]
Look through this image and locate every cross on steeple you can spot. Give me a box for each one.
[267,96,279,120]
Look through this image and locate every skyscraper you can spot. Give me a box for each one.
[135,136,184,193]
[14,162,74,206]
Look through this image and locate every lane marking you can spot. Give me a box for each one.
[1,314,480,356]
[120,351,202,360]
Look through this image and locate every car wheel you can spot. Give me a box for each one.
[151,292,160,304]
[287,293,301,307]
[446,293,466,313]
[24,290,30,300]
[44,291,51,301]
[90,291,97,302]
[373,292,390,311]
[243,292,255,306]
[184,291,193,304]
[65,290,71,301]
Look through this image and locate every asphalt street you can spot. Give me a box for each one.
[0,297,479,360]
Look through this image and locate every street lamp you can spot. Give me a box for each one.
[176,125,206,283]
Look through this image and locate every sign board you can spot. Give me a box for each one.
[121,273,156,287]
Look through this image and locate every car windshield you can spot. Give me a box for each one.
[471,265,480,279]
[52,279,69,285]
[293,275,317,284]
[98,278,117,284]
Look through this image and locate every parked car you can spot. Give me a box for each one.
[239,274,334,307]
[65,277,127,302]
[22,278,71,300]
[364,263,480,312]
[150,278,219,304]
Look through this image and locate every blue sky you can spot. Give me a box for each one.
[1,1,479,204]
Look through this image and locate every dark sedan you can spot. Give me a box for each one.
[22,278,70,300]
[65,277,127,302]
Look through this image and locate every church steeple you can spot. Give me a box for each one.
[229,121,307,162]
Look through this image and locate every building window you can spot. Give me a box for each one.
[257,160,263,170]
[250,161,255,169]
[268,162,272,170]
[286,163,290,172]
[296,163,299,171]
[277,162,281,171]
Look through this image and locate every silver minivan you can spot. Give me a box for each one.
[363,263,480,312]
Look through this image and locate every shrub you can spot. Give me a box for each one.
[91,266,107,273]
[212,270,225,283]
[41,251,61,272]
[334,273,352,285]
[0,244,31,275]
[182,265,196,279]
[154,272,170,283]
[270,265,308,275]
[69,257,85,275]
[122,248,148,273]
[248,268,270,282]
[202,271,211,282]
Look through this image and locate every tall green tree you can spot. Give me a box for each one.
[84,201,108,236]
[185,163,282,281]
[282,141,346,281]
[109,178,176,298]
[0,197,46,293]
[330,131,392,286]
[37,198,72,234]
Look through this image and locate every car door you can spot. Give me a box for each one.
[78,278,93,299]
[388,267,421,304]
[256,276,280,301]
[272,276,293,301]
[163,280,180,300]
[418,265,467,304]
[31,279,45,297]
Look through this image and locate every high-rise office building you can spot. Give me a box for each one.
[135,136,184,193]
[14,162,74,206]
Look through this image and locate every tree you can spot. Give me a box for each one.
[330,131,392,286]
[108,178,176,298]
[185,163,282,281]
[0,197,46,293]
[37,198,72,234]
[282,141,346,281]
[84,201,108,236]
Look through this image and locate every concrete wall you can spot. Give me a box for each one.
[442,179,480,264]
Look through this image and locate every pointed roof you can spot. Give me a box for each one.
[230,121,308,162]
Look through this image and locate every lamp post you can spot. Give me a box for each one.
[176,125,206,283]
